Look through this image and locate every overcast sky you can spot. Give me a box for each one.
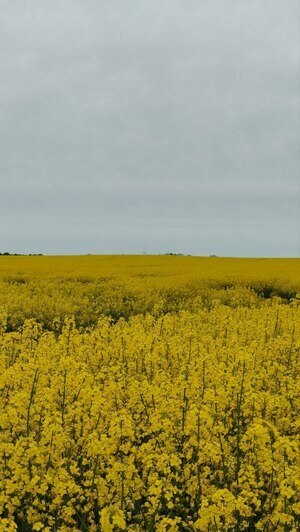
[0,0,299,256]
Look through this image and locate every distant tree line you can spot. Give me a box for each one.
[0,252,43,256]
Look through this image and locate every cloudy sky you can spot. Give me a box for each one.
[0,0,299,256]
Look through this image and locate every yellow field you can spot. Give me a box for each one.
[0,256,299,531]
[0,255,299,331]
[1,255,300,283]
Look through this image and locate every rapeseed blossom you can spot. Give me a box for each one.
[0,256,299,530]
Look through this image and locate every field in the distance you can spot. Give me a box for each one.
[0,256,299,531]
[0,255,299,331]
[1,254,300,282]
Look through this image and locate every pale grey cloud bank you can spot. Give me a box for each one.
[0,0,299,256]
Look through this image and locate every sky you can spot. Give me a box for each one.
[0,0,299,257]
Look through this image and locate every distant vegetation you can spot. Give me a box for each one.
[0,252,43,256]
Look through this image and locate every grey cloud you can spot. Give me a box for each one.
[0,0,299,256]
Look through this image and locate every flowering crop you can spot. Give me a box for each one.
[0,256,299,530]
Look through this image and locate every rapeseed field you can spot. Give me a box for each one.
[0,256,299,531]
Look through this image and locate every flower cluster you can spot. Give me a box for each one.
[0,292,299,530]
